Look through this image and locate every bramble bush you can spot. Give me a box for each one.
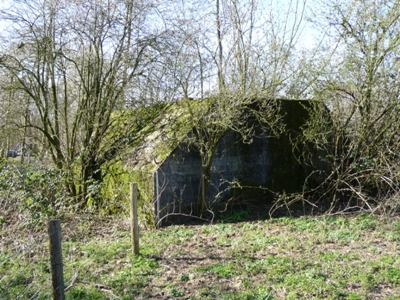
[0,160,70,226]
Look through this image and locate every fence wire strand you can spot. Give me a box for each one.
[1,220,52,299]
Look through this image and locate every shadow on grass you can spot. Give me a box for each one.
[160,198,321,227]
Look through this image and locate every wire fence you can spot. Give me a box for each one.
[0,161,140,299]
[1,207,134,300]
[0,161,83,299]
[0,220,53,299]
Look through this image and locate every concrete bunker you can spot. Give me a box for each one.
[128,98,329,225]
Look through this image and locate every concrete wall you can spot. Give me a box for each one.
[154,144,201,222]
[154,100,327,224]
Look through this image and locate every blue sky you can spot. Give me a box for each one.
[0,0,319,53]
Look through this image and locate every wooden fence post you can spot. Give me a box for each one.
[130,183,140,255]
[48,219,65,300]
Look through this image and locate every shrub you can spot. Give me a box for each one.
[0,161,70,225]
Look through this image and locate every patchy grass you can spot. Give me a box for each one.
[1,213,400,299]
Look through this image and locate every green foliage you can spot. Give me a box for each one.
[0,161,69,225]
[180,273,190,282]
[130,170,156,227]
[67,288,106,300]
[100,159,156,226]
[98,161,130,214]
[100,101,165,220]
[0,157,5,168]
[169,287,184,297]
[218,210,250,223]
[221,288,275,300]
[197,263,238,278]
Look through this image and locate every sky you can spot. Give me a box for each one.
[0,0,319,48]
[0,0,11,32]
[275,0,320,49]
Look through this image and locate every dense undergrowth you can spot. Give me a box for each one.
[0,158,132,225]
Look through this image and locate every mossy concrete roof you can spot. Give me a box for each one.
[126,98,211,174]
[122,97,325,174]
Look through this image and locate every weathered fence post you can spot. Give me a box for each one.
[130,183,140,255]
[48,219,65,300]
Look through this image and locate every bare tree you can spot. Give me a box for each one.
[0,0,160,206]
[310,0,400,211]
[155,0,313,216]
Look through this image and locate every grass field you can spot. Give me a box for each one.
[1,212,400,299]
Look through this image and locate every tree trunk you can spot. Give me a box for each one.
[216,0,225,92]
[79,156,103,208]
[198,155,212,216]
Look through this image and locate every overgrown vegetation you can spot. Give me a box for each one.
[0,160,70,225]
[2,211,400,299]
[1,0,400,216]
